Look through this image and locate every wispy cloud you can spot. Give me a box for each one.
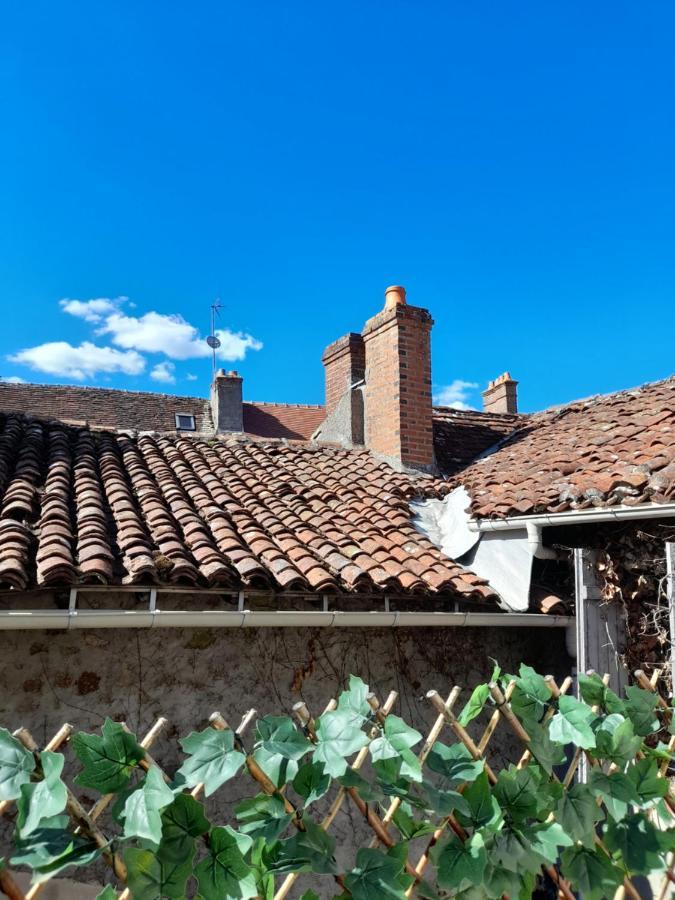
[0,376,26,384]
[60,297,125,324]
[9,341,145,380]
[433,379,479,410]
[186,373,198,381]
[150,361,176,384]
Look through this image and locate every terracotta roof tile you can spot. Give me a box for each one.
[455,376,675,517]
[0,412,495,603]
[432,407,522,474]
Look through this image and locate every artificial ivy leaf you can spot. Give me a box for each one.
[249,838,275,900]
[122,767,175,845]
[293,760,330,806]
[94,887,117,899]
[252,745,298,789]
[526,722,567,774]
[484,862,536,900]
[194,825,257,900]
[392,801,437,840]
[313,710,368,778]
[432,832,487,891]
[627,757,668,806]
[11,814,103,885]
[549,695,596,749]
[343,847,413,899]
[422,782,470,818]
[16,751,67,837]
[236,793,292,842]
[510,665,551,728]
[493,765,542,824]
[175,728,245,797]
[560,844,624,900]
[0,727,35,801]
[556,783,603,848]
[577,673,624,714]
[72,719,144,794]
[624,685,660,736]
[160,793,210,865]
[605,813,675,874]
[593,714,642,765]
[370,715,423,783]
[456,772,502,831]
[426,742,484,785]
[336,675,372,727]
[255,716,313,761]
[524,821,574,864]
[457,683,490,727]
[263,818,337,874]
[587,768,638,821]
[124,846,194,900]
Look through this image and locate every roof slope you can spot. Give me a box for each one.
[456,377,675,517]
[0,412,494,601]
[432,407,522,474]
[243,402,325,440]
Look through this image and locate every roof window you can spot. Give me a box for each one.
[175,413,196,431]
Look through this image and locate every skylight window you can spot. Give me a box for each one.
[175,413,196,431]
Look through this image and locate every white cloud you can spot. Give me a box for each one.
[186,373,198,381]
[9,341,146,381]
[0,376,26,384]
[150,361,176,384]
[433,379,479,410]
[60,297,124,324]
[98,311,262,361]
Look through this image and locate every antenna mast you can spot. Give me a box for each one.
[206,300,223,377]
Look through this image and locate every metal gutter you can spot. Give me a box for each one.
[470,502,675,533]
[0,609,572,630]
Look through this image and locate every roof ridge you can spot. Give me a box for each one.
[532,373,675,419]
[245,400,325,409]
[0,380,207,403]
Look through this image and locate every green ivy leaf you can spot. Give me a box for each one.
[338,767,385,803]
[593,714,642,765]
[510,664,551,728]
[252,745,298,789]
[523,820,574,864]
[456,772,502,831]
[493,765,544,824]
[94,886,117,899]
[457,683,490,727]
[159,793,210,864]
[392,801,437,840]
[343,847,413,899]
[0,727,35,801]
[255,716,313,760]
[526,722,567,774]
[293,760,330,806]
[627,758,668,806]
[249,838,275,900]
[624,685,660,736]
[176,728,245,797]
[194,825,257,900]
[313,710,368,778]
[426,742,484,785]
[236,793,292,842]
[16,751,67,837]
[577,673,625,714]
[121,766,175,845]
[11,814,103,885]
[605,813,675,873]
[549,695,596,749]
[336,675,372,726]
[299,893,321,900]
[125,846,194,900]
[432,832,487,891]
[484,862,536,899]
[588,768,638,822]
[72,719,144,794]
[560,844,625,900]
[263,818,337,874]
[370,715,423,783]
[421,782,470,818]
[556,783,603,848]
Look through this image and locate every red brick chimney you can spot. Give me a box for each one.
[361,286,435,471]
[321,332,365,418]
[482,372,518,414]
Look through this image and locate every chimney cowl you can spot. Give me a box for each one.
[384,285,407,310]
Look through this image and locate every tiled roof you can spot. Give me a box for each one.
[243,402,325,440]
[432,407,522,474]
[456,377,675,518]
[0,412,495,601]
[0,382,213,433]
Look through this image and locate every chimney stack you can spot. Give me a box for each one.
[482,372,518,414]
[362,286,435,471]
[322,332,365,418]
[211,368,243,432]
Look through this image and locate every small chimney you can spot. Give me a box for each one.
[362,286,434,471]
[482,372,518,414]
[322,332,365,418]
[211,368,243,432]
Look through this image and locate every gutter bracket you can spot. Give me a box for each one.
[67,588,78,630]
[149,589,158,627]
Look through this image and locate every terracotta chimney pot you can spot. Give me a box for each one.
[384,285,407,310]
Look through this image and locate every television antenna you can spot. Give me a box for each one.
[206,300,223,376]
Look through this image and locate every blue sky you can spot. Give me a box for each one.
[0,2,673,413]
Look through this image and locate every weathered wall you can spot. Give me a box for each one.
[0,624,571,896]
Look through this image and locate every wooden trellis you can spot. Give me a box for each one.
[1,669,674,900]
